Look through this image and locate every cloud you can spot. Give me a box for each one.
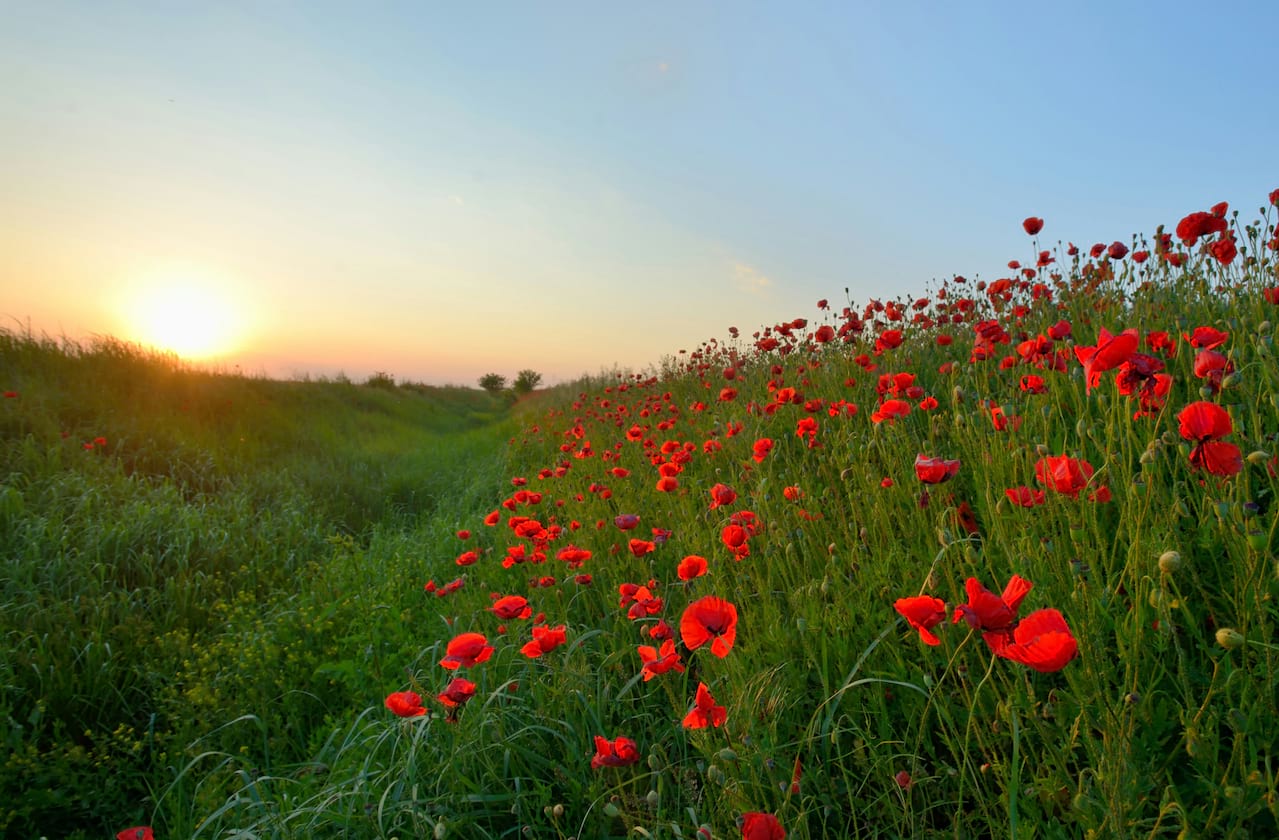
[732,261,773,295]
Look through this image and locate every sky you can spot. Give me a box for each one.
[3,2,1277,386]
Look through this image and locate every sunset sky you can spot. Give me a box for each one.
[3,2,1276,386]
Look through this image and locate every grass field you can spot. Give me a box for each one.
[3,190,1278,839]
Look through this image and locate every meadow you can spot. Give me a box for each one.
[3,190,1278,839]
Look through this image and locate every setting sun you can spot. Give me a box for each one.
[124,269,246,361]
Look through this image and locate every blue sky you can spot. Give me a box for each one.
[2,2,1276,384]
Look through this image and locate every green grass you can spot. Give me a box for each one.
[4,194,1279,839]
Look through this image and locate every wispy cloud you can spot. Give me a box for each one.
[732,261,772,296]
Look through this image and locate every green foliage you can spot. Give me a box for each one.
[513,368,543,394]
[478,372,507,393]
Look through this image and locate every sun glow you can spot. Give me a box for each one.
[124,268,248,360]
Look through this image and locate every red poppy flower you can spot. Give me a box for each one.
[1175,210,1228,244]
[894,595,947,646]
[629,538,657,557]
[1183,326,1229,350]
[1074,328,1138,393]
[914,454,960,484]
[721,524,750,558]
[492,595,532,620]
[986,608,1078,672]
[1005,486,1046,507]
[1189,441,1243,477]
[385,690,427,717]
[1106,241,1129,260]
[678,554,708,580]
[116,828,155,840]
[614,514,640,530]
[1034,455,1095,497]
[638,638,685,680]
[591,735,640,769]
[871,398,912,424]
[683,682,728,729]
[484,509,501,526]
[1022,217,1044,235]
[681,595,739,657]
[952,575,1033,634]
[440,632,494,669]
[1177,401,1232,442]
[741,812,786,839]
[455,550,479,567]
[752,438,774,463]
[709,483,737,509]
[437,677,477,708]
[1209,236,1238,265]
[520,624,568,657]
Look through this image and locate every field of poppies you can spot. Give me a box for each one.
[6,190,1279,839]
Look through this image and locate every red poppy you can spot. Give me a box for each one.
[914,454,960,484]
[1209,236,1237,265]
[1106,241,1129,260]
[492,595,532,620]
[437,677,477,708]
[638,638,685,680]
[894,595,947,646]
[1175,210,1228,244]
[116,828,155,840]
[1019,374,1047,394]
[385,690,427,717]
[455,550,479,566]
[1022,217,1044,235]
[1005,486,1046,507]
[721,524,751,558]
[629,538,657,557]
[1183,326,1229,350]
[952,575,1033,634]
[1177,401,1232,442]
[678,554,709,580]
[871,399,912,424]
[484,509,501,526]
[985,608,1078,672]
[440,632,494,669]
[752,438,774,463]
[591,735,640,769]
[520,624,567,658]
[1034,455,1095,497]
[709,483,737,509]
[1189,441,1243,477]
[1074,328,1138,393]
[614,514,641,530]
[683,682,728,729]
[681,595,739,657]
[741,812,786,839]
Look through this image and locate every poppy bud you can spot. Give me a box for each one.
[706,764,726,784]
[1215,628,1245,650]
[1221,373,1243,389]
[1158,551,1182,574]
[435,820,448,839]
[1259,320,1273,335]
[717,747,739,762]
[1247,531,1266,550]
[1140,448,1157,465]
[603,802,621,817]
[646,790,660,808]
[1247,450,1271,465]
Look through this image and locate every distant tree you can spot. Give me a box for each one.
[513,369,543,394]
[478,372,507,393]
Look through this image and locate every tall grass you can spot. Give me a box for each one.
[0,334,517,838]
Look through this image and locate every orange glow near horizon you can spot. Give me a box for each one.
[120,267,250,362]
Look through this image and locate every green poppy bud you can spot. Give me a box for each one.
[1158,551,1182,574]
